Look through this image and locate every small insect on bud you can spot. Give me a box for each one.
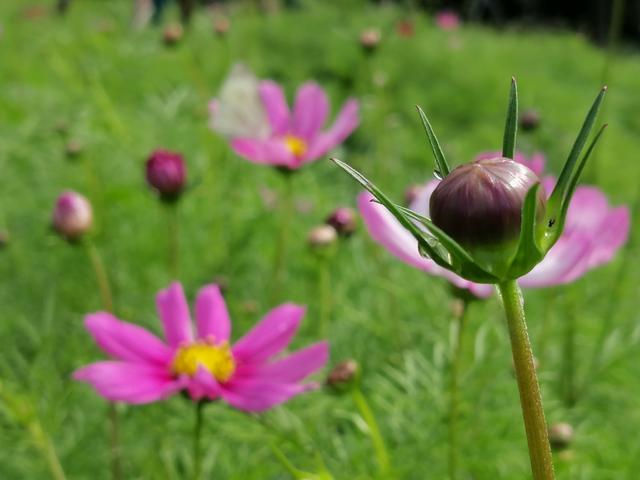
[308,225,338,249]
[520,109,540,132]
[52,191,93,242]
[326,359,359,391]
[430,157,546,272]
[146,149,187,202]
[360,28,381,52]
[163,23,183,46]
[326,207,357,237]
[548,422,574,451]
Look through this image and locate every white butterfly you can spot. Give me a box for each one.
[209,63,271,140]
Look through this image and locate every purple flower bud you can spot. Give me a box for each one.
[360,28,381,52]
[146,149,186,202]
[520,109,540,131]
[548,422,574,451]
[430,157,546,262]
[52,191,93,241]
[326,207,357,237]
[308,225,338,248]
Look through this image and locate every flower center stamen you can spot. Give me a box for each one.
[283,134,307,158]
[172,340,236,382]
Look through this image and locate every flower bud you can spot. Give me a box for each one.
[52,191,93,241]
[396,19,415,38]
[360,28,381,52]
[520,109,540,131]
[213,17,230,37]
[163,23,183,46]
[326,207,357,237]
[0,230,9,249]
[326,359,359,391]
[548,422,574,451]
[146,149,186,202]
[65,140,83,158]
[308,225,337,249]
[429,157,545,271]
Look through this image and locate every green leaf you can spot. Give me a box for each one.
[331,158,452,269]
[395,205,500,283]
[542,124,608,251]
[545,86,607,246]
[507,183,544,278]
[501,77,518,159]
[416,105,451,177]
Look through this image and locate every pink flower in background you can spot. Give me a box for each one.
[358,152,630,297]
[435,10,460,31]
[210,66,359,170]
[74,282,328,411]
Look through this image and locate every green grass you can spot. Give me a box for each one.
[1,0,639,478]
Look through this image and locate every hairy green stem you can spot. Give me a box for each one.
[85,241,121,480]
[317,255,332,337]
[497,280,554,480]
[192,402,205,480]
[448,299,468,480]
[351,387,391,476]
[271,172,294,303]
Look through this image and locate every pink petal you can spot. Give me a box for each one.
[259,80,290,136]
[232,304,305,364]
[358,191,493,298]
[186,366,221,401]
[305,99,359,161]
[73,361,183,404]
[564,186,610,235]
[84,312,172,366]
[219,378,311,412]
[255,342,329,383]
[195,284,231,342]
[231,138,296,168]
[292,82,329,141]
[586,207,630,268]
[408,180,440,216]
[156,282,193,348]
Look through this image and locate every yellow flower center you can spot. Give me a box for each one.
[172,340,236,382]
[283,134,307,158]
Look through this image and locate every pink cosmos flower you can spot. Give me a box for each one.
[435,10,460,31]
[210,76,359,170]
[358,152,630,298]
[74,282,329,411]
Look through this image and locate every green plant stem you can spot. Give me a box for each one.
[192,402,205,480]
[317,254,333,337]
[561,311,577,408]
[271,172,294,303]
[166,203,180,280]
[85,241,121,480]
[351,386,391,477]
[28,416,67,480]
[448,299,468,480]
[497,280,554,480]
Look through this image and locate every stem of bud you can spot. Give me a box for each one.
[497,280,554,480]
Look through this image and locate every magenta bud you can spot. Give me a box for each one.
[548,422,574,451]
[308,225,338,248]
[326,207,357,236]
[52,191,93,241]
[146,149,186,202]
[430,157,545,266]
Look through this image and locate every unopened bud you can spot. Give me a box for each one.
[163,23,183,46]
[52,191,93,241]
[360,28,381,52]
[548,422,574,451]
[396,19,415,38]
[326,359,359,390]
[146,149,187,202]
[430,157,545,270]
[214,17,230,37]
[0,230,9,249]
[326,207,357,237]
[308,225,337,249]
[520,109,540,131]
[65,140,83,158]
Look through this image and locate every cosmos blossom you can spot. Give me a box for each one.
[74,282,329,412]
[358,152,630,297]
[209,65,359,170]
[435,10,460,31]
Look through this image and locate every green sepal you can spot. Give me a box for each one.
[416,105,451,178]
[331,158,452,269]
[502,77,518,160]
[395,205,501,283]
[542,123,608,251]
[506,183,544,278]
[543,86,607,250]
